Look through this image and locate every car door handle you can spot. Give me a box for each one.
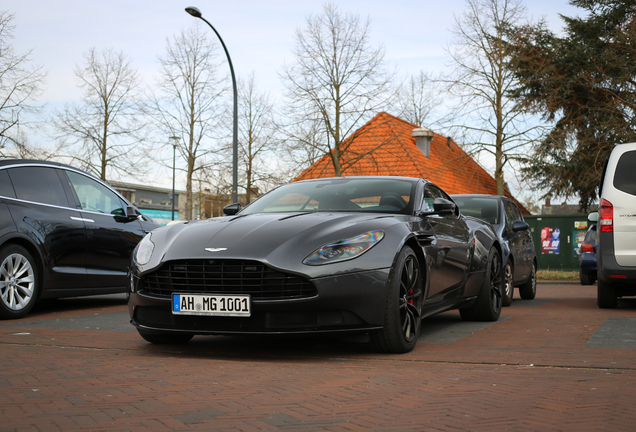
[70,216,95,223]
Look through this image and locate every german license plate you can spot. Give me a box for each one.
[172,293,251,317]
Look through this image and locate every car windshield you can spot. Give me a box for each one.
[241,178,415,215]
[453,196,500,225]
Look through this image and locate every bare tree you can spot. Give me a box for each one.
[148,23,228,219]
[280,3,395,176]
[235,72,281,203]
[393,71,442,127]
[0,11,46,157]
[443,0,544,195]
[52,47,145,181]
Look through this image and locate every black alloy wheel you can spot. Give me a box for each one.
[502,260,514,306]
[371,246,423,353]
[460,247,503,322]
[519,261,537,300]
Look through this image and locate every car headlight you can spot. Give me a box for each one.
[303,230,385,265]
[134,233,155,265]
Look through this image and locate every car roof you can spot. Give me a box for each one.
[0,159,94,177]
[295,175,425,183]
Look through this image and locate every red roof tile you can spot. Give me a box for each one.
[294,112,530,214]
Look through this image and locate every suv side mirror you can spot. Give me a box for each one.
[126,206,138,218]
[588,211,599,222]
[512,220,529,232]
[114,206,140,222]
[223,203,241,216]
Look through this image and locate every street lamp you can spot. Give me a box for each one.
[185,6,238,205]
[170,136,180,220]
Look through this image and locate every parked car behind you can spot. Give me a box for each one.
[0,159,160,319]
[579,224,597,285]
[452,194,537,306]
[590,142,636,308]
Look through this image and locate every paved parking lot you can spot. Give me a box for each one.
[1,283,635,431]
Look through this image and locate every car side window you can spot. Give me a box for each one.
[65,170,126,215]
[7,167,69,207]
[422,187,437,212]
[511,203,523,222]
[427,185,457,219]
[504,201,516,232]
[0,170,16,198]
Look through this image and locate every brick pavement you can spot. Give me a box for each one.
[0,284,635,431]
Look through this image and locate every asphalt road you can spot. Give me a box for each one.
[1,284,635,431]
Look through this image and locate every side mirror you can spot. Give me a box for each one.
[223,203,241,216]
[433,197,456,214]
[114,206,140,222]
[512,220,529,232]
[126,206,138,218]
[588,211,599,222]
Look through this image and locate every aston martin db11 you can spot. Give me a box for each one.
[128,176,503,353]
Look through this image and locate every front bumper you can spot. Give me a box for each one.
[129,268,390,335]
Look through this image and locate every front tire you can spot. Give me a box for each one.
[460,247,502,322]
[597,279,617,308]
[0,245,39,320]
[502,260,514,306]
[137,329,194,344]
[519,261,537,300]
[371,246,423,353]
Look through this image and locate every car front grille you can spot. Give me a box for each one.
[139,259,317,300]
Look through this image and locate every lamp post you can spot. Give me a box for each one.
[170,136,180,220]
[185,6,238,205]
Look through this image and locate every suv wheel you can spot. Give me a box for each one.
[597,279,618,308]
[0,245,39,319]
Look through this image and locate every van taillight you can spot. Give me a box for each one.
[600,199,613,233]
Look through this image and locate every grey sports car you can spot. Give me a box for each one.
[128,176,503,353]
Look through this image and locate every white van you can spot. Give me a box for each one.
[590,142,636,308]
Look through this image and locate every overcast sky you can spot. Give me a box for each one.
[5,0,579,104]
[3,0,581,195]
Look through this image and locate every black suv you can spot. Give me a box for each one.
[0,159,160,319]
[452,194,537,306]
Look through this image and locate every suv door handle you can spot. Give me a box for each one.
[70,216,95,223]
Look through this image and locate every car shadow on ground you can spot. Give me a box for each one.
[131,312,509,361]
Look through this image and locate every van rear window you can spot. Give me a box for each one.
[614,150,636,196]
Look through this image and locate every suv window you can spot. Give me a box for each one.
[0,170,16,198]
[613,150,636,196]
[8,167,69,207]
[504,201,517,232]
[66,170,126,215]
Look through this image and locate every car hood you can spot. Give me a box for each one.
[146,212,405,278]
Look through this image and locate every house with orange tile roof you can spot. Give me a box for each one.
[294,112,530,214]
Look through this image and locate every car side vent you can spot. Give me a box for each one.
[140,259,317,300]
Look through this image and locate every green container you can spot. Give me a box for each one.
[524,214,591,272]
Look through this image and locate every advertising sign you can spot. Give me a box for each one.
[573,229,587,257]
[541,227,561,254]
